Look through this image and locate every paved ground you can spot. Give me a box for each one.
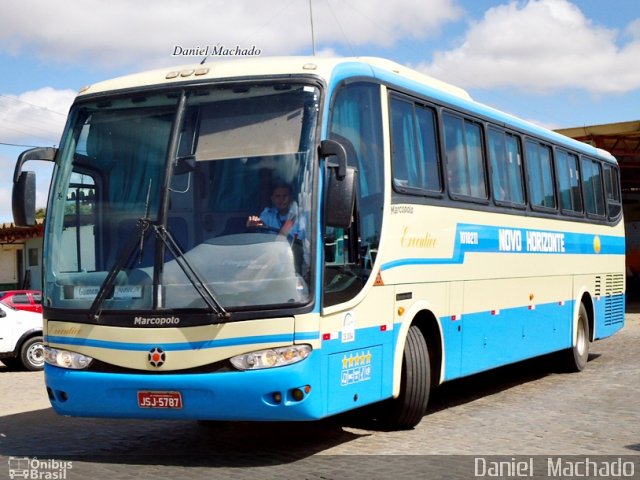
[0,313,639,479]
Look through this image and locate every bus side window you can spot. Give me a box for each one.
[556,149,583,214]
[390,95,441,193]
[443,113,487,200]
[581,157,605,217]
[603,164,622,220]
[525,140,556,210]
[488,128,524,206]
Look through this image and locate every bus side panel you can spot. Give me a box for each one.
[320,285,396,416]
[594,295,625,339]
[441,281,464,382]
[459,277,572,377]
[326,344,384,415]
[573,272,625,340]
[593,292,626,340]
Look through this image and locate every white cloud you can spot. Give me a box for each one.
[0,87,76,146]
[0,87,70,223]
[626,18,640,41]
[0,152,14,223]
[418,0,640,94]
[0,189,11,224]
[0,0,461,69]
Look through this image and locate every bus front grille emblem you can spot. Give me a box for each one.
[148,347,166,368]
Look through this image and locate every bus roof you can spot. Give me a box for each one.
[78,56,471,99]
[77,56,616,164]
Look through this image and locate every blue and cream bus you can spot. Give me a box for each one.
[13,57,625,428]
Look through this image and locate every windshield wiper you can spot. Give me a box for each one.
[88,217,151,321]
[152,224,229,320]
[88,219,229,322]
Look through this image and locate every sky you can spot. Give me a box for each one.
[1,0,639,223]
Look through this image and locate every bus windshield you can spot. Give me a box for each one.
[44,82,319,316]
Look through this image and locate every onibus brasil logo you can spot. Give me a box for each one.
[8,457,72,479]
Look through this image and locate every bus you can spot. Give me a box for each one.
[12,57,625,429]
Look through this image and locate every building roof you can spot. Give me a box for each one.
[556,120,640,191]
[0,220,44,243]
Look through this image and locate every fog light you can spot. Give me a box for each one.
[272,392,282,404]
[291,388,304,402]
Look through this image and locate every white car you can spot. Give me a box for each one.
[0,301,44,371]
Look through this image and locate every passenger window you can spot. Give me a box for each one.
[525,141,556,209]
[443,113,487,200]
[556,150,583,214]
[488,128,524,205]
[581,158,605,217]
[603,164,622,220]
[390,96,441,193]
[416,105,442,192]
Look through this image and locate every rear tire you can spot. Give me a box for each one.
[563,303,590,372]
[384,325,430,429]
[20,336,44,371]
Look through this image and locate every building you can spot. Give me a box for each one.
[556,120,640,191]
[0,221,44,291]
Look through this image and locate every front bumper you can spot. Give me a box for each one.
[44,353,323,421]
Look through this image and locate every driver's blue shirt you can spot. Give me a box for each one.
[259,204,305,241]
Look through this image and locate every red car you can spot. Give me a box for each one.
[0,290,43,314]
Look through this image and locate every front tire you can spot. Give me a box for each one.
[385,325,431,429]
[20,336,44,371]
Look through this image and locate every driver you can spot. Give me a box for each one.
[246,182,305,241]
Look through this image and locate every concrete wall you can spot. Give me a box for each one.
[0,244,21,289]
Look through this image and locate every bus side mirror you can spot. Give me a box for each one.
[12,147,57,227]
[320,139,357,228]
[13,171,36,226]
[319,139,347,179]
[325,165,357,228]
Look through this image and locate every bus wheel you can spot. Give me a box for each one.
[563,303,590,372]
[385,325,430,429]
[20,336,45,371]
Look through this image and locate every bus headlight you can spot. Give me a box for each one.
[44,346,94,370]
[230,344,311,371]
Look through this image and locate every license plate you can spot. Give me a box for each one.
[137,391,183,409]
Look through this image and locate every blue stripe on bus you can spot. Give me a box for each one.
[381,223,624,271]
[294,331,320,341]
[46,333,295,352]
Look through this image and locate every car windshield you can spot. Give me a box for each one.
[44,82,319,314]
